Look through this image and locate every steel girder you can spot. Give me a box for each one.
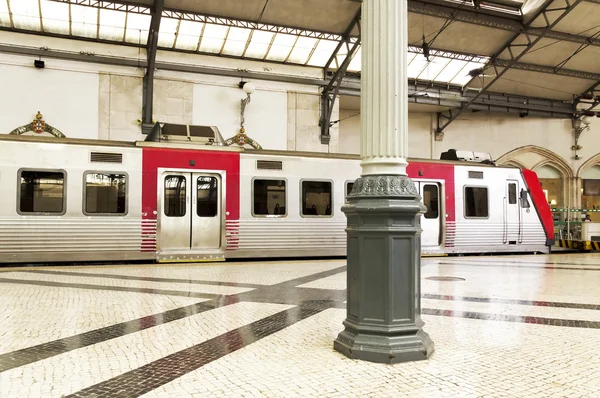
[142,0,163,133]
[408,0,600,49]
[408,46,600,81]
[319,9,361,145]
[435,0,585,134]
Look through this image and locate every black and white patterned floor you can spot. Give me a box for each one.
[1,254,600,397]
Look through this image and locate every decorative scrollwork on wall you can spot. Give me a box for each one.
[9,111,66,138]
[224,127,263,150]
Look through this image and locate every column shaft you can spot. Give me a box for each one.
[360,0,409,176]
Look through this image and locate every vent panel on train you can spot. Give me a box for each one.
[90,152,123,163]
[256,160,283,170]
[468,171,484,179]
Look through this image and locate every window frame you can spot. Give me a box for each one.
[300,178,334,218]
[82,171,129,216]
[463,185,490,219]
[17,168,68,216]
[195,175,219,218]
[345,180,355,203]
[251,177,288,218]
[508,182,517,205]
[422,183,440,220]
[163,174,188,218]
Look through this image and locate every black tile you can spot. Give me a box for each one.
[0,277,223,300]
[22,269,264,289]
[423,293,600,310]
[66,301,334,398]
[0,300,224,373]
[422,308,600,329]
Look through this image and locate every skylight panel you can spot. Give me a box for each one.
[347,46,361,72]
[243,30,274,59]
[125,12,150,45]
[10,0,40,31]
[265,33,296,62]
[158,17,178,47]
[287,36,318,64]
[174,20,203,51]
[98,9,126,42]
[222,27,252,57]
[416,57,451,81]
[198,23,229,54]
[451,61,487,85]
[407,53,429,79]
[71,4,98,39]
[306,39,338,67]
[434,59,468,83]
[40,0,69,34]
[0,1,11,27]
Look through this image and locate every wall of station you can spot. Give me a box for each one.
[2,31,600,213]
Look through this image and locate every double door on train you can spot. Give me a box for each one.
[504,179,522,244]
[159,171,223,254]
[418,182,441,247]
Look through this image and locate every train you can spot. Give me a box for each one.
[0,125,554,264]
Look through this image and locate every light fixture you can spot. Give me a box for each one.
[581,115,592,126]
[222,81,263,149]
[241,81,255,95]
[572,112,594,158]
[550,199,557,206]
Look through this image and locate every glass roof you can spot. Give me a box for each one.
[0,0,492,87]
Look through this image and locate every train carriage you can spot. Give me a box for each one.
[0,132,554,264]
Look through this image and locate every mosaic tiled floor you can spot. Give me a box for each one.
[1,254,600,397]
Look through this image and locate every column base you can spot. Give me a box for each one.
[334,324,434,364]
[334,174,434,364]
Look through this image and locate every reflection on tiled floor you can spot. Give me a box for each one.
[1,253,600,397]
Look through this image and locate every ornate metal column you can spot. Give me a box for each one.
[333,0,434,363]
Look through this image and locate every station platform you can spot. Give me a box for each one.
[1,253,599,397]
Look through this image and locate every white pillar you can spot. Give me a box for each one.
[360,0,409,176]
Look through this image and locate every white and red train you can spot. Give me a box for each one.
[0,130,554,264]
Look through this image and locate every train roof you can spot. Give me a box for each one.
[0,133,511,169]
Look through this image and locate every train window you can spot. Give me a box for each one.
[464,186,489,218]
[18,170,65,214]
[164,175,187,217]
[253,179,286,216]
[345,181,355,202]
[508,183,517,205]
[197,176,218,217]
[301,180,332,217]
[423,185,439,219]
[84,172,127,215]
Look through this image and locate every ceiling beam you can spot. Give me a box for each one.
[320,9,362,144]
[436,0,585,133]
[494,58,600,81]
[408,0,600,49]
[142,0,163,129]
[49,0,151,14]
[407,45,600,81]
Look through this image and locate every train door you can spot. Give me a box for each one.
[504,180,521,244]
[419,183,441,247]
[160,171,223,256]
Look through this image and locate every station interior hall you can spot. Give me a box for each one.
[1,0,600,397]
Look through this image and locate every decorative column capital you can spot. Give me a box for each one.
[349,175,419,198]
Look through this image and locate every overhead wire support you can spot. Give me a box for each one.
[142,0,164,133]
[435,0,585,135]
[319,9,361,145]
